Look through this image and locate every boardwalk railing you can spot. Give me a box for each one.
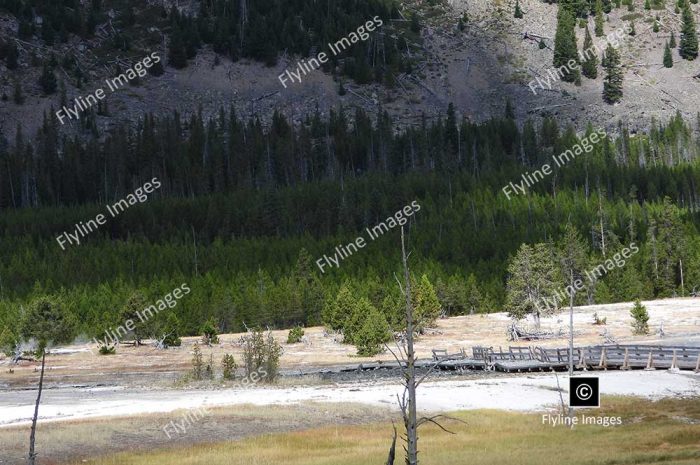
[491,344,700,372]
[326,344,700,375]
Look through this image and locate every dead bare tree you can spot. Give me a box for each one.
[384,227,461,465]
[395,225,419,464]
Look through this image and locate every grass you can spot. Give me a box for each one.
[71,397,700,465]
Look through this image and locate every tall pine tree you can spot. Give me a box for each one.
[664,41,674,67]
[680,0,699,60]
[595,0,605,37]
[603,44,623,103]
[582,26,599,78]
[553,7,581,83]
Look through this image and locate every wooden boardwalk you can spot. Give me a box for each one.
[480,344,700,373]
[310,345,700,376]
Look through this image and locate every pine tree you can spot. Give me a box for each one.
[653,20,660,32]
[629,21,636,36]
[354,300,391,356]
[117,293,145,345]
[582,26,599,78]
[161,312,181,347]
[654,197,685,295]
[464,274,484,314]
[200,318,219,345]
[39,65,57,95]
[514,0,524,18]
[645,0,651,9]
[595,0,605,36]
[558,223,589,288]
[670,31,677,48]
[630,300,650,334]
[222,353,237,379]
[322,282,355,331]
[553,7,581,83]
[603,43,623,103]
[505,243,561,329]
[413,274,441,332]
[664,41,674,67]
[20,295,76,465]
[680,0,699,60]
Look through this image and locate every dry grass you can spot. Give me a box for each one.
[0,403,394,465]
[68,397,700,465]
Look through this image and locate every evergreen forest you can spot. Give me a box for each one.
[1,103,700,345]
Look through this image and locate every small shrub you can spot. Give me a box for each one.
[355,305,391,357]
[191,343,203,380]
[98,344,116,355]
[201,318,219,345]
[630,299,650,335]
[242,329,282,382]
[222,353,237,380]
[287,326,304,344]
[204,354,214,379]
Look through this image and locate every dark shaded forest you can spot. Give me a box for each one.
[0,103,700,343]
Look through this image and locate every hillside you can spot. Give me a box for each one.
[1,0,699,142]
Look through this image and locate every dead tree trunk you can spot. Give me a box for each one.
[568,269,574,377]
[401,227,419,465]
[28,349,46,465]
[385,228,458,464]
